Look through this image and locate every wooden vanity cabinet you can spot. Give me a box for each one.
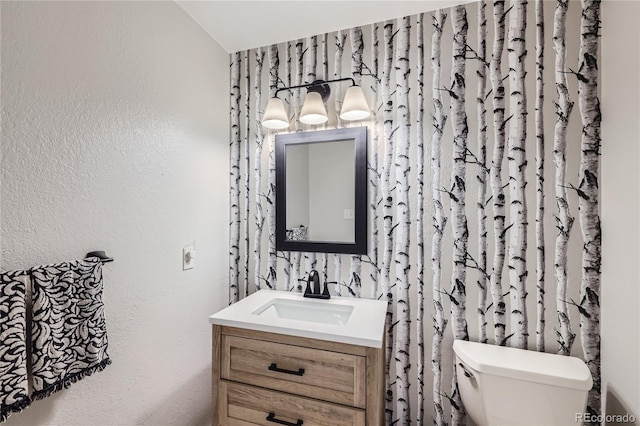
[212,325,384,426]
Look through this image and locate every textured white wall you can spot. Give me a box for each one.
[601,1,640,421]
[1,1,229,425]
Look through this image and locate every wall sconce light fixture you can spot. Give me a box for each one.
[261,78,370,130]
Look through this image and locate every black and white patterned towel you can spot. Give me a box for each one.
[0,270,31,422]
[30,257,111,400]
[286,225,309,241]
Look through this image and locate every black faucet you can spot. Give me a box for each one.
[304,270,331,299]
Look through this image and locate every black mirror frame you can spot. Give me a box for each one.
[275,127,368,255]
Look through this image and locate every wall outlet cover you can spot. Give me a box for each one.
[183,246,195,270]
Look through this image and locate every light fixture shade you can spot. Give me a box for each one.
[340,85,370,121]
[262,97,289,129]
[299,92,328,125]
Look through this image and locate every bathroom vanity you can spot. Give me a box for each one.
[209,290,387,426]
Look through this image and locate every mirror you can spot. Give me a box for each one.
[275,127,367,254]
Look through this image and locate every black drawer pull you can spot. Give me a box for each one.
[266,412,303,426]
[268,363,305,376]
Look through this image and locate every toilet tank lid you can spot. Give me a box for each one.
[453,340,593,390]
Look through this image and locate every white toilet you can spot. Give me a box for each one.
[453,340,593,426]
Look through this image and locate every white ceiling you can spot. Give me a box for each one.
[176,0,474,53]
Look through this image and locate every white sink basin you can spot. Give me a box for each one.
[253,298,354,325]
[209,290,387,348]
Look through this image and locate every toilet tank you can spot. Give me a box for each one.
[453,340,593,426]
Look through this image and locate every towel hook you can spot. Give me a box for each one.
[85,251,114,264]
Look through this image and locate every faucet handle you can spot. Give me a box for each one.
[304,273,313,297]
[321,281,330,298]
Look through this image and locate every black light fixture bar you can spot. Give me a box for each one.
[274,77,356,100]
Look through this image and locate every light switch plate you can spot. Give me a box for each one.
[344,209,355,220]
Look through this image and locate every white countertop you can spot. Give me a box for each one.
[209,290,388,348]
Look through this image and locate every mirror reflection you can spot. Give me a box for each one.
[285,139,356,243]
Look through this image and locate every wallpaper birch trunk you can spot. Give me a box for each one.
[267,45,279,290]
[229,52,241,304]
[368,22,380,301]
[415,13,426,426]
[488,0,508,347]
[243,50,251,298]
[553,0,576,357]
[252,46,265,293]
[535,0,546,353]
[430,9,448,426]
[507,0,529,351]
[475,0,489,347]
[230,1,601,423]
[449,6,470,424]
[577,0,602,418]
[380,20,396,424]
[394,16,412,424]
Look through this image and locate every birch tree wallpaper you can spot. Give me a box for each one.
[228,0,602,424]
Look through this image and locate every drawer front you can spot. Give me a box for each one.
[221,335,366,408]
[218,381,366,426]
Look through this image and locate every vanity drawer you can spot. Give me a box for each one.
[218,381,365,426]
[220,334,366,408]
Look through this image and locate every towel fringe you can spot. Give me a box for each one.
[1,396,32,423]
[31,358,112,401]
